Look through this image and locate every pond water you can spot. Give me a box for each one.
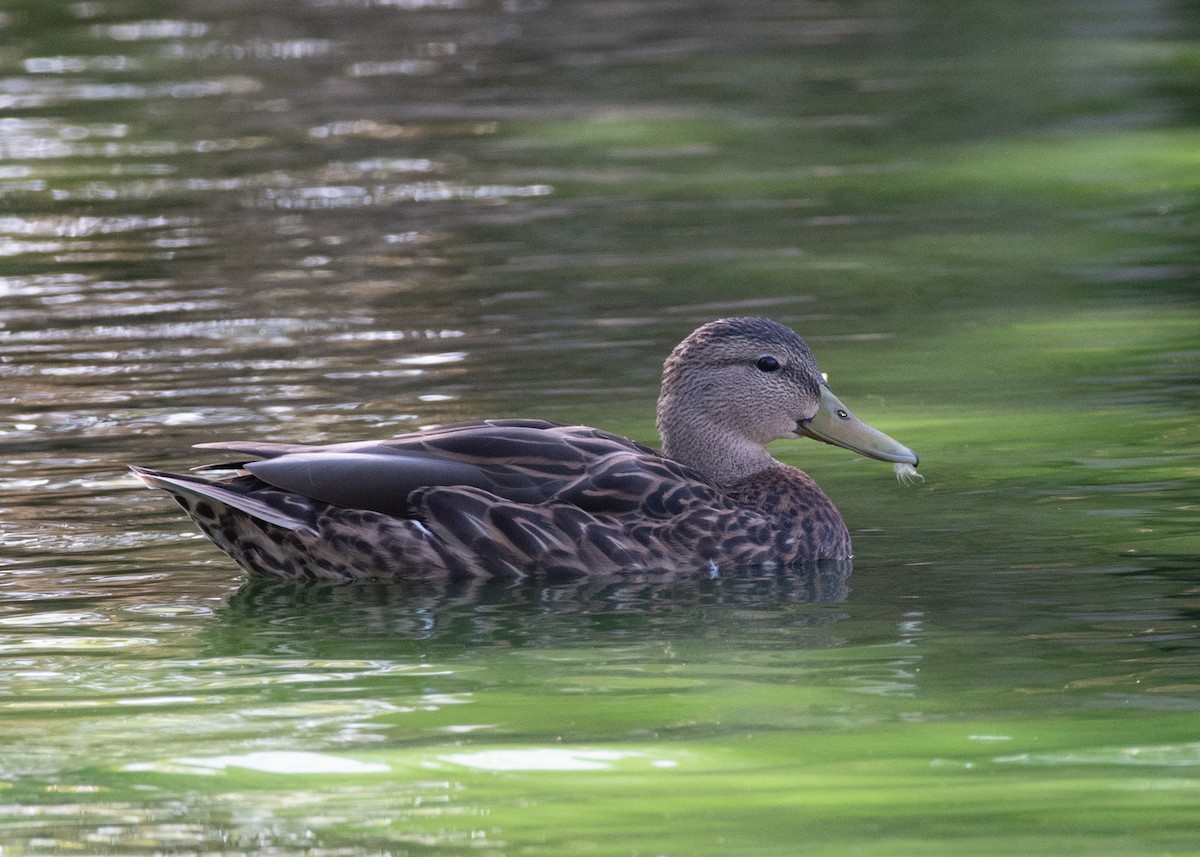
[1,0,1199,853]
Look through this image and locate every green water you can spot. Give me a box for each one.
[0,0,1198,854]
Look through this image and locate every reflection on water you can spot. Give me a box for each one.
[217,563,853,646]
[0,0,1197,854]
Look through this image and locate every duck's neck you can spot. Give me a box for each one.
[656,403,779,486]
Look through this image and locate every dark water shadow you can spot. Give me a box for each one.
[205,560,853,655]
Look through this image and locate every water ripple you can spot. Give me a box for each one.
[0,76,262,110]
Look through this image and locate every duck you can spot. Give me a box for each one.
[131,316,918,581]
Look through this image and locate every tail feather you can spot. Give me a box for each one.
[130,465,317,535]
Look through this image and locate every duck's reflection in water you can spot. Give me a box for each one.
[212,559,853,653]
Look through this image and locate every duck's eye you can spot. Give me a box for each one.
[755,355,781,372]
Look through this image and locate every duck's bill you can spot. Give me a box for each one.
[798,385,919,466]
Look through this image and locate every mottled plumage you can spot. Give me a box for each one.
[133,317,918,581]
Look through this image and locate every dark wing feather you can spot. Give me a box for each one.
[243,452,494,517]
[189,420,679,519]
[194,440,314,458]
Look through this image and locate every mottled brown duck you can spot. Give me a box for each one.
[132,316,918,581]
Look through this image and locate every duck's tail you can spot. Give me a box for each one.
[130,465,317,534]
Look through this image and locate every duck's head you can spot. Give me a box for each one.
[656,316,918,484]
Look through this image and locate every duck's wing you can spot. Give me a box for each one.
[191,419,675,519]
[403,450,767,576]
